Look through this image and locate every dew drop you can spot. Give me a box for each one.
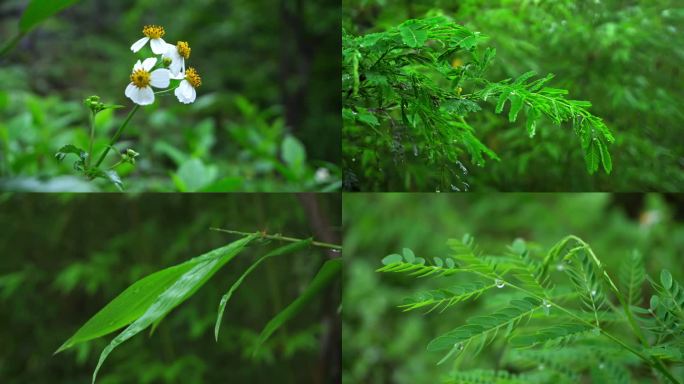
[556,263,565,271]
[454,342,464,351]
[495,279,505,288]
[538,364,545,370]
[351,157,356,162]
[542,299,551,315]
[598,363,605,370]
[591,289,597,297]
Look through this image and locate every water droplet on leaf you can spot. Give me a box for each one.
[495,279,505,288]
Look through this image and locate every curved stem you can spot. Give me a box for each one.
[210,228,342,251]
[94,105,139,168]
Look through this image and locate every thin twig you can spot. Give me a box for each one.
[210,228,342,251]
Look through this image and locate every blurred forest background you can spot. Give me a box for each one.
[343,0,684,191]
[0,0,340,192]
[343,193,684,383]
[0,193,341,383]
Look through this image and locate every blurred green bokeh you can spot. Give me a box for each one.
[0,0,340,191]
[343,193,684,383]
[343,0,684,191]
[0,193,340,383]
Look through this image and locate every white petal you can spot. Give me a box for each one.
[175,81,194,104]
[133,86,155,105]
[125,83,137,99]
[141,57,157,71]
[181,80,194,97]
[187,87,196,103]
[149,69,170,88]
[130,37,149,52]
[150,38,167,54]
[162,43,176,58]
[133,60,143,71]
[169,57,183,76]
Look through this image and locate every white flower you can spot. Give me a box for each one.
[130,25,168,55]
[314,167,330,183]
[124,58,171,106]
[174,67,201,104]
[163,41,191,76]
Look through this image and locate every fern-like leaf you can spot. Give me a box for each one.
[618,250,645,307]
[509,323,593,349]
[400,280,496,312]
[428,297,541,359]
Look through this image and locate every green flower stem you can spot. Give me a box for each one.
[210,228,342,251]
[87,111,95,167]
[94,105,139,168]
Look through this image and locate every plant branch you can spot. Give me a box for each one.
[94,104,139,168]
[209,228,342,251]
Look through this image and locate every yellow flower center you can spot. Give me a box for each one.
[130,69,151,88]
[176,41,191,59]
[185,67,202,88]
[142,25,165,39]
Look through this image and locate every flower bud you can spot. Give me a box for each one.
[162,57,172,67]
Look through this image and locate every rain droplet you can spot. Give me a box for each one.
[351,157,356,162]
[331,249,341,253]
[436,188,441,193]
[591,289,597,297]
[495,279,505,288]
[556,263,565,271]
[598,363,605,370]
[538,364,545,370]
[454,342,464,350]
[543,299,551,315]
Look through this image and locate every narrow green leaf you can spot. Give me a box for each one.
[495,90,510,114]
[254,258,341,353]
[585,139,600,174]
[90,234,257,383]
[508,93,524,122]
[19,0,81,33]
[598,139,612,174]
[214,238,312,341]
[525,107,540,138]
[661,270,673,290]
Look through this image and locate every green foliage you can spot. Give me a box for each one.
[58,234,258,382]
[255,258,342,352]
[214,238,312,340]
[378,235,683,383]
[343,15,613,191]
[343,1,684,191]
[0,0,340,192]
[18,0,81,33]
